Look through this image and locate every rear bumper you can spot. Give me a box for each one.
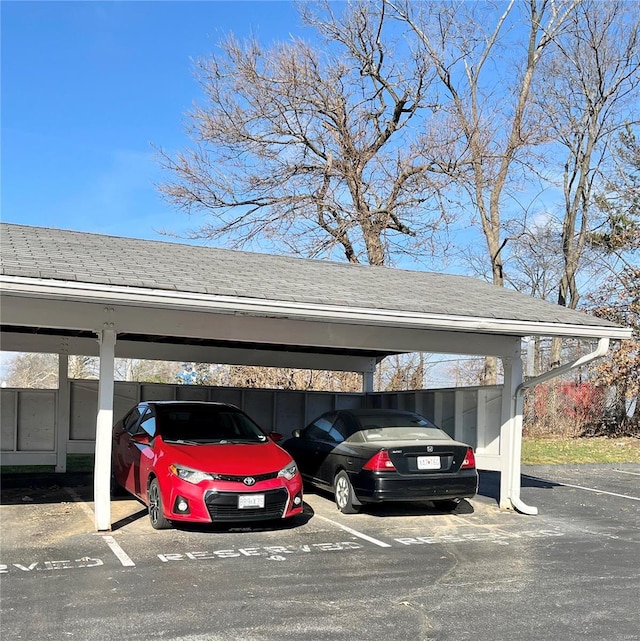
[351,469,478,503]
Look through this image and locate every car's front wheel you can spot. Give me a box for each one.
[148,478,172,530]
[334,471,361,514]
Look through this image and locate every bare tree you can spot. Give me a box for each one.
[389,0,579,286]
[504,219,565,301]
[1,353,99,388]
[155,0,638,393]
[390,0,579,382]
[2,353,59,389]
[157,1,456,266]
[503,218,593,375]
[374,352,441,391]
[68,355,99,380]
[227,365,361,392]
[534,0,640,364]
[543,0,639,309]
[445,357,494,388]
[115,359,183,384]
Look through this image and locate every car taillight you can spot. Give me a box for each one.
[461,448,476,469]
[363,450,396,472]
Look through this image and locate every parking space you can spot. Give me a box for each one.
[1,465,639,641]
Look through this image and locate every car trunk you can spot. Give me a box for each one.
[384,442,470,474]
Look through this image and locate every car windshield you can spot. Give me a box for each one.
[355,414,451,443]
[156,405,268,444]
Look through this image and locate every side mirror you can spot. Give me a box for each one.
[130,432,151,445]
[268,432,283,442]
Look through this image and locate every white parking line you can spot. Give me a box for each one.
[102,535,136,567]
[524,475,640,501]
[615,469,640,477]
[64,487,95,523]
[314,514,392,548]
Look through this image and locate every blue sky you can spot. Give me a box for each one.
[1,0,304,242]
[1,0,554,267]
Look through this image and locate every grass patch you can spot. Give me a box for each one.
[1,455,94,474]
[0,465,55,474]
[66,455,94,472]
[522,436,640,465]
[3,444,639,474]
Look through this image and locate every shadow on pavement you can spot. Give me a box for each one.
[477,470,561,506]
[0,472,94,505]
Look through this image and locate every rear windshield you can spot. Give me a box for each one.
[355,414,451,443]
[155,405,268,444]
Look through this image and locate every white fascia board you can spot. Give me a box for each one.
[0,331,378,372]
[0,275,632,341]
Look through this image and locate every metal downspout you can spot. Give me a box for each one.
[510,337,610,515]
[517,338,610,395]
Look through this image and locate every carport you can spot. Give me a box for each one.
[0,223,631,530]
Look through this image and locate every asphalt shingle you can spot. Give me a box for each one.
[0,223,620,330]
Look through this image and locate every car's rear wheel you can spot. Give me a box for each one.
[334,471,360,514]
[148,478,172,530]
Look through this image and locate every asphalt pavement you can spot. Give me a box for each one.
[1,464,639,641]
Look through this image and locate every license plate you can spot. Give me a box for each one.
[238,494,265,509]
[417,455,440,470]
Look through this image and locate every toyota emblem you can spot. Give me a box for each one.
[243,477,256,486]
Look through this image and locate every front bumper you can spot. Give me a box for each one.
[351,469,478,504]
[159,474,304,523]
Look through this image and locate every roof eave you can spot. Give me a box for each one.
[0,275,632,341]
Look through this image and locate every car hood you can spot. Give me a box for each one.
[158,440,294,474]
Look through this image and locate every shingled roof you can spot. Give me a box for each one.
[0,222,625,335]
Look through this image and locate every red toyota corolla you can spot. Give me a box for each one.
[111,401,303,529]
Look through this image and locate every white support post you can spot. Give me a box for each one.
[499,339,521,510]
[94,328,116,531]
[55,345,70,472]
[499,338,537,514]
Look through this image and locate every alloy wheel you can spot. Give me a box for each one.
[335,475,349,509]
[149,482,161,525]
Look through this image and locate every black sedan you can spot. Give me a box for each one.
[283,409,478,514]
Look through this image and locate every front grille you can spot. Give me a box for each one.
[214,471,279,483]
[205,488,288,522]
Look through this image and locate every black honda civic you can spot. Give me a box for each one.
[282,408,478,514]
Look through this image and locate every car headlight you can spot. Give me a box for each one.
[278,462,298,480]
[169,464,217,484]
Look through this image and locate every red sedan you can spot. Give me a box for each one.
[111,401,303,529]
